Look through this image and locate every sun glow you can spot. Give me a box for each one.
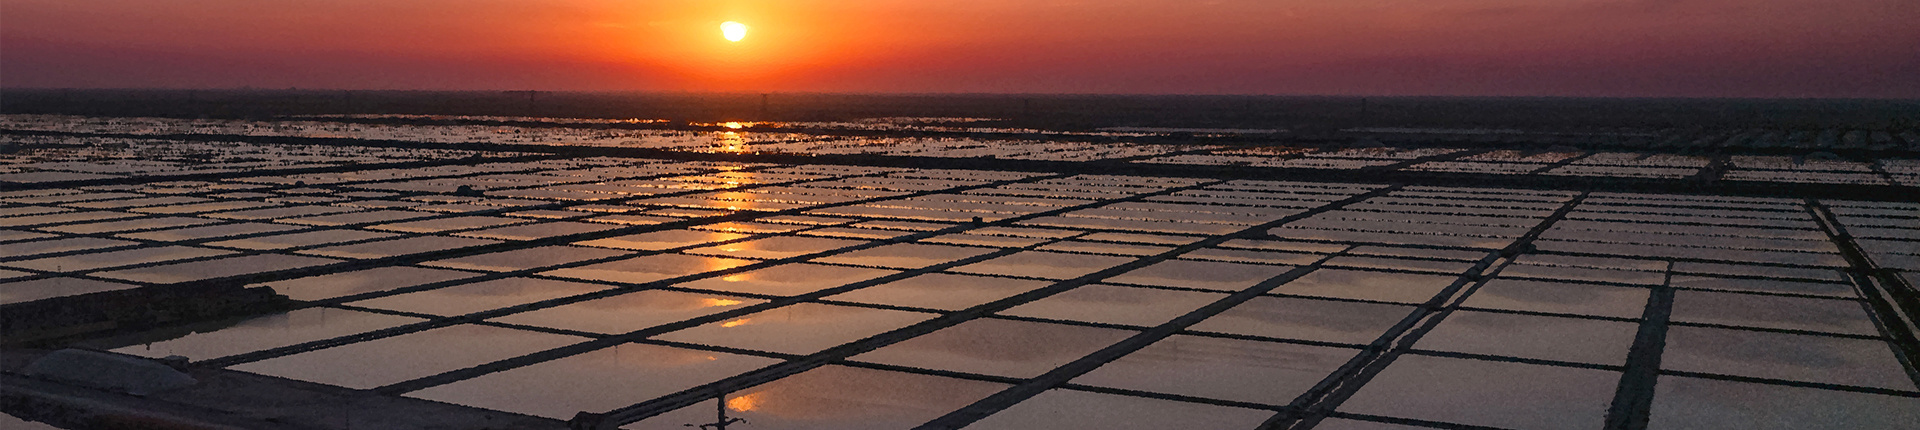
[721,21,749,42]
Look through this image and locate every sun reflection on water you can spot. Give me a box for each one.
[726,393,760,411]
[715,131,748,154]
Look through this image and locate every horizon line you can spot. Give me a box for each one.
[4,87,1919,102]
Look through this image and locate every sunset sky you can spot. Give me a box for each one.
[3,0,1915,97]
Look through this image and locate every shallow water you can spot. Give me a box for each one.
[852,318,1136,378]
[5,126,1915,429]
[653,303,935,355]
[1073,334,1355,404]
[231,324,587,389]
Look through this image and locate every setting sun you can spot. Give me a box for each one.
[720,21,748,42]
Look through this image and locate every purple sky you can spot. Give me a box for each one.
[4,0,1916,97]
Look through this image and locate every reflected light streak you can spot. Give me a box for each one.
[716,131,748,154]
[720,318,753,328]
[711,191,758,211]
[702,298,746,307]
[703,253,748,272]
[726,393,760,412]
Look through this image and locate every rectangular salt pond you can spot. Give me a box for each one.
[851,318,1137,378]
[115,222,303,242]
[419,246,632,272]
[652,303,934,355]
[630,365,1009,430]
[3,245,233,272]
[229,324,588,390]
[92,307,423,361]
[406,343,781,420]
[299,236,503,259]
[348,277,613,317]
[92,253,340,283]
[672,263,898,297]
[0,276,141,304]
[207,229,399,250]
[490,289,768,335]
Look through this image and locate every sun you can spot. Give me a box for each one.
[721,21,748,42]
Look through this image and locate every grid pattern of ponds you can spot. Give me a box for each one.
[2,127,1918,430]
[7,115,1917,187]
[0,134,511,184]
[0,116,1190,165]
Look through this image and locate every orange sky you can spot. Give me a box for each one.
[3,0,1916,97]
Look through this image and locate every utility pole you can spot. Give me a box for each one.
[685,393,746,430]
